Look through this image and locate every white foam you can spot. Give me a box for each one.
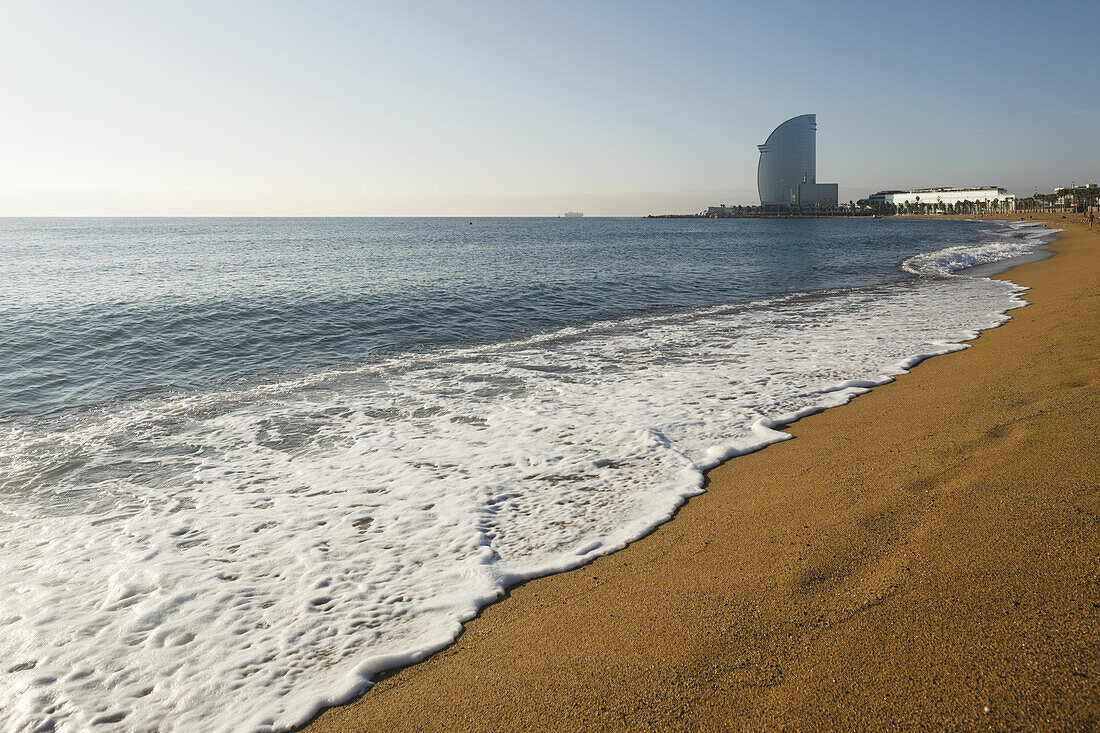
[0,227,1039,731]
[901,221,1056,276]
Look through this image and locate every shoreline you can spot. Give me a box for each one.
[304,214,1099,731]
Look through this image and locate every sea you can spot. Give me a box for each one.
[0,217,1055,731]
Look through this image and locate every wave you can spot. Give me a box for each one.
[901,221,1056,276]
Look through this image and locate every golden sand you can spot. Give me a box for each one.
[306,214,1099,731]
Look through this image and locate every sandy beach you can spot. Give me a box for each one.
[305,214,1099,731]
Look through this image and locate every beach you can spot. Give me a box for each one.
[2,216,1052,731]
[305,214,1099,731]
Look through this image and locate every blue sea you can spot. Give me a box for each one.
[0,217,1052,731]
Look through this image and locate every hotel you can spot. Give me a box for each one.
[757,114,838,209]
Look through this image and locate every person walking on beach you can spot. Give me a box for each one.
[1088,209,1095,230]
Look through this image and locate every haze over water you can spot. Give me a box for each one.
[0,218,1052,730]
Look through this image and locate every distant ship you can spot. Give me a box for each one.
[562,211,583,218]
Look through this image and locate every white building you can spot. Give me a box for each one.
[868,186,1015,211]
[1054,183,1098,209]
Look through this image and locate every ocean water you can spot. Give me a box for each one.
[0,217,1053,731]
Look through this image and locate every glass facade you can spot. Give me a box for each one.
[757,114,817,207]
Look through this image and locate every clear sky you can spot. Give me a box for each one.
[2,0,1098,216]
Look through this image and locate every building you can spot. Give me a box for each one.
[1054,183,1098,210]
[865,186,1015,212]
[757,114,838,209]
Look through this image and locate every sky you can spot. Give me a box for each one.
[1,0,1098,216]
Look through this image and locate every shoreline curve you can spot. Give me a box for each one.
[301,213,1099,732]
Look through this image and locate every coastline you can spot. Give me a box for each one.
[304,214,1099,731]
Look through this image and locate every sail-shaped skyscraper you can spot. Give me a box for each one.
[757,114,838,209]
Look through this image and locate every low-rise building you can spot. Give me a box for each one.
[1054,183,1098,210]
[865,186,1015,212]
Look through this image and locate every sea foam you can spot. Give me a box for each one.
[901,220,1053,275]
[0,223,1052,731]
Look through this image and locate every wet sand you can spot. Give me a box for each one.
[305,214,1099,731]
